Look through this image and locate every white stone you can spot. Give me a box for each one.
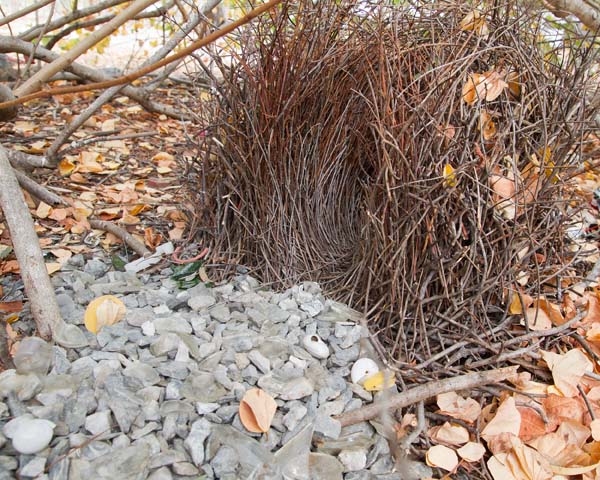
[338,449,367,472]
[289,355,307,370]
[5,417,55,454]
[85,410,111,436]
[350,358,379,384]
[141,321,156,336]
[302,334,329,359]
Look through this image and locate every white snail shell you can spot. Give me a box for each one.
[302,334,330,359]
[351,358,380,384]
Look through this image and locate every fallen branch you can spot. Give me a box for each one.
[334,366,518,427]
[3,148,49,170]
[88,219,149,257]
[0,145,61,339]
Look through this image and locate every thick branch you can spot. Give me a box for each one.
[46,0,220,161]
[0,146,62,339]
[0,36,181,118]
[0,0,55,28]
[19,0,130,41]
[544,0,600,30]
[15,0,160,98]
[334,366,518,427]
[0,0,284,110]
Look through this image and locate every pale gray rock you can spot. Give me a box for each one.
[14,337,53,375]
[19,456,46,478]
[123,362,160,387]
[211,445,239,477]
[339,449,368,472]
[309,452,344,480]
[184,418,212,466]
[147,467,172,480]
[210,304,231,322]
[248,350,270,374]
[280,377,314,401]
[188,294,216,311]
[153,316,192,335]
[85,410,112,436]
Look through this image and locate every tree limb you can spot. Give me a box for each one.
[18,0,130,41]
[15,0,161,98]
[544,0,600,31]
[0,0,55,28]
[0,0,284,110]
[0,145,62,339]
[0,36,181,118]
[334,366,519,427]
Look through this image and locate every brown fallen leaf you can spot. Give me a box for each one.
[239,388,277,433]
[0,301,23,313]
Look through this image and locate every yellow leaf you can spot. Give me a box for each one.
[443,164,457,187]
[508,291,534,315]
[36,202,52,219]
[239,388,277,433]
[363,370,396,391]
[84,295,126,334]
[459,10,489,35]
[58,157,76,176]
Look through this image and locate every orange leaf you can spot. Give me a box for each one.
[239,388,277,433]
[0,301,23,313]
[517,407,547,441]
[479,110,497,141]
[509,291,534,315]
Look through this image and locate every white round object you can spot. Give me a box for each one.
[11,418,55,454]
[302,334,330,359]
[351,358,379,384]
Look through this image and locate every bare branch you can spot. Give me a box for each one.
[0,0,55,28]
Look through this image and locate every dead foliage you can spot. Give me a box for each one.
[187,1,600,372]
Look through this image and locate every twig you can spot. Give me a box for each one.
[65,131,158,150]
[334,366,518,427]
[88,219,149,257]
[13,169,150,257]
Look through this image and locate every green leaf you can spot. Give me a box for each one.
[111,255,127,271]
[171,260,203,280]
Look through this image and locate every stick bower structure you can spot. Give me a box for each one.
[186,1,600,375]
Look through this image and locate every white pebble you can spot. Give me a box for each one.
[9,417,55,454]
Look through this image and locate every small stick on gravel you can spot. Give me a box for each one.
[335,366,518,427]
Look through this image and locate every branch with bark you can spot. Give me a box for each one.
[544,0,600,31]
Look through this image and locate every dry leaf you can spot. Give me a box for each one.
[437,391,482,423]
[509,291,534,315]
[84,295,126,334]
[36,202,52,219]
[481,397,521,442]
[363,370,396,391]
[591,419,600,441]
[239,388,277,433]
[489,173,516,220]
[426,445,459,472]
[45,262,62,275]
[541,349,593,397]
[542,394,586,425]
[459,10,489,35]
[479,110,497,140]
[522,307,552,331]
[0,301,23,313]
[59,157,76,176]
[517,407,547,441]
[77,151,104,173]
[429,422,470,446]
[443,164,457,187]
[457,442,486,462]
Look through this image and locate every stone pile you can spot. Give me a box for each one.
[0,257,432,479]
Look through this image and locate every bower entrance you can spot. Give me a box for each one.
[188,1,599,371]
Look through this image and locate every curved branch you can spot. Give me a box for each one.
[544,0,600,31]
[0,0,284,110]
